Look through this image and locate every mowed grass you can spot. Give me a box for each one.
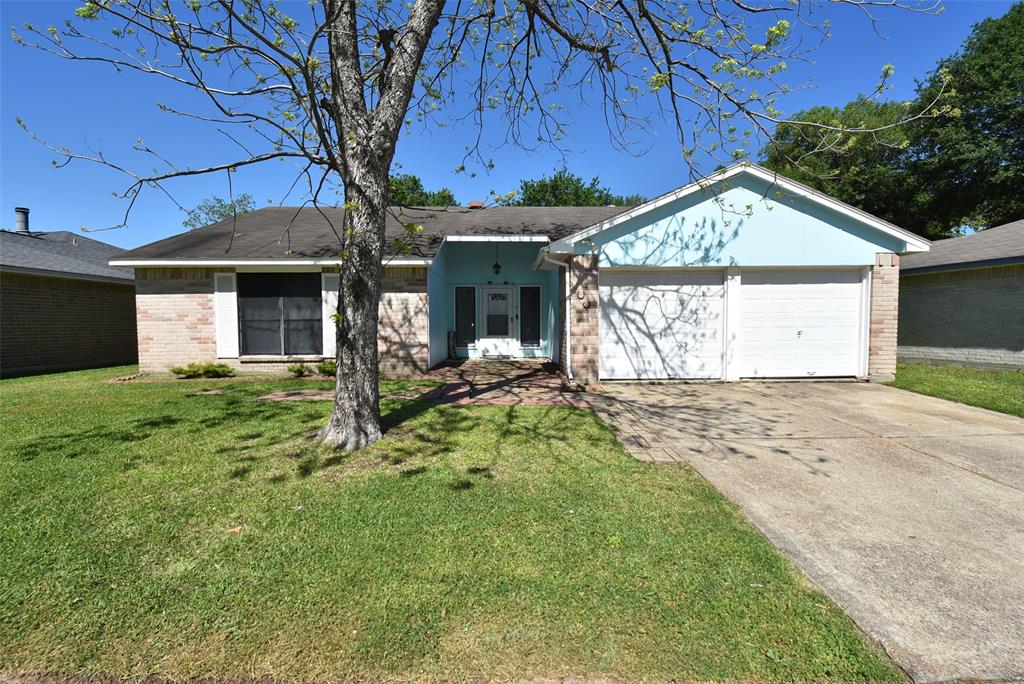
[0,367,902,682]
[891,362,1024,418]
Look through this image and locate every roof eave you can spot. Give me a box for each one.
[109,257,433,267]
[1,264,135,284]
[901,255,1024,275]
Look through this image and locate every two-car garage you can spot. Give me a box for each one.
[598,268,869,380]
[546,164,930,384]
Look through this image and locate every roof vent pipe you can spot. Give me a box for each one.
[15,207,29,233]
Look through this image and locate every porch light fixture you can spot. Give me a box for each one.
[492,245,502,275]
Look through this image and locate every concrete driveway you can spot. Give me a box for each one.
[594,382,1024,683]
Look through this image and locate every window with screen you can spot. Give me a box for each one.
[237,273,323,356]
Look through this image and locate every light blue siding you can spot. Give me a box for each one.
[426,241,558,361]
[589,173,908,268]
[426,246,449,368]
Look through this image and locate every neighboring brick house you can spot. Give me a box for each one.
[112,164,928,381]
[899,219,1023,370]
[1,208,137,377]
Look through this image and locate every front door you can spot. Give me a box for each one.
[478,286,515,356]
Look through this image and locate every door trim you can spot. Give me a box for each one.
[481,286,514,339]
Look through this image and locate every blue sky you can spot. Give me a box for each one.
[0,0,1014,248]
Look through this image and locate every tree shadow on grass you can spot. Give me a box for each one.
[13,386,320,468]
[293,399,478,478]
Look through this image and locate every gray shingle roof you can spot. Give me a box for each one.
[114,205,630,261]
[901,219,1024,273]
[0,230,133,281]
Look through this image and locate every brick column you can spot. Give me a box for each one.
[869,253,900,382]
[568,254,600,382]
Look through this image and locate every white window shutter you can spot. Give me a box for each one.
[213,273,239,358]
[322,272,340,358]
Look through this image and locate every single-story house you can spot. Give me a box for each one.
[110,163,930,382]
[1,207,138,377]
[899,219,1023,369]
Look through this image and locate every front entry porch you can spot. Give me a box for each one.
[428,240,560,365]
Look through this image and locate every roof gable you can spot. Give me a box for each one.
[548,164,930,262]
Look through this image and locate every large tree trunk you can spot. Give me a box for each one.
[320,169,389,450]
[319,0,446,450]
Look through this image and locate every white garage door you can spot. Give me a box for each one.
[599,270,725,379]
[737,269,865,378]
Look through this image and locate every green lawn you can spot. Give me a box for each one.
[0,367,902,682]
[890,362,1024,418]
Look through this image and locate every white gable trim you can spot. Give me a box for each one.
[547,163,931,254]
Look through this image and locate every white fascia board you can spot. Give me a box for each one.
[548,162,931,254]
[444,235,550,242]
[531,246,568,271]
[109,257,433,267]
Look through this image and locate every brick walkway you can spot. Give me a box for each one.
[424,359,591,407]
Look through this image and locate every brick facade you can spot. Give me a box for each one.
[134,266,430,376]
[566,254,600,382]
[378,267,430,376]
[869,252,900,381]
[135,267,218,372]
[1,271,137,377]
[899,263,1023,370]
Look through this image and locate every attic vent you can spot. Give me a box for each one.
[467,201,485,209]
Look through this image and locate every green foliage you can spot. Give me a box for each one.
[388,173,456,207]
[316,359,337,376]
[169,362,235,379]
[500,169,644,207]
[287,363,311,378]
[183,193,257,230]
[763,100,930,235]
[74,2,101,20]
[763,3,1024,238]
[912,2,1024,233]
[0,366,903,681]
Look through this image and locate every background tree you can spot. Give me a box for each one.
[501,169,644,207]
[183,193,257,229]
[13,0,941,450]
[913,1,1024,233]
[762,101,932,235]
[388,174,456,207]
[764,2,1022,238]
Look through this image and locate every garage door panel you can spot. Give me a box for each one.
[600,270,725,379]
[738,269,864,378]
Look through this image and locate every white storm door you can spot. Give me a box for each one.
[599,270,725,379]
[737,269,864,378]
[478,287,516,356]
